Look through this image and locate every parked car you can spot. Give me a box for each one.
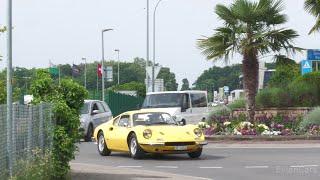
[141,91,209,125]
[93,109,207,159]
[80,100,113,142]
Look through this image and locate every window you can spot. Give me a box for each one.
[190,93,207,107]
[101,102,111,112]
[97,102,106,113]
[132,112,176,126]
[81,102,89,114]
[312,61,320,72]
[118,115,130,127]
[113,116,120,126]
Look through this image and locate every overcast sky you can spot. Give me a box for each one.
[0,0,319,85]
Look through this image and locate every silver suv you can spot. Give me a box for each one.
[80,100,113,141]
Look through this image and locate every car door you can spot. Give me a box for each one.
[106,115,131,151]
[98,101,112,123]
[90,102,105,129]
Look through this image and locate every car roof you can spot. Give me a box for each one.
[146,90,207,95]
[84,100,103,103]
[120,109,172,116]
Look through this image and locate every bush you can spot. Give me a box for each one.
[299,107,320,133]
[228,98,246,110]
[10,149,52,180]
[256,88,292,108]
[31,70,88,179]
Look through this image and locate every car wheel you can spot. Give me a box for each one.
[85,124,93,142]
[129,134,144,159]
[97,131,111,156]
[188,148,202,158]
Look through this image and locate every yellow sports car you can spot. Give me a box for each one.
[92,109,207,159]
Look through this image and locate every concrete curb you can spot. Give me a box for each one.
[205,135,320,141]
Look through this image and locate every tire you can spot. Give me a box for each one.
[97,131,111,156]
[129,134,145,159]
[84,124,93,142]
[188,148,202,158]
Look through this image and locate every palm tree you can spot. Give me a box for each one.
[304,0,320,34]
[198,0,298,121]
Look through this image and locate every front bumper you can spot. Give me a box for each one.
[139,141,208,154]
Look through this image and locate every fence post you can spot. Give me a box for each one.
[27,105,33,157]
[11,104,16,170]
[39,103,44,151]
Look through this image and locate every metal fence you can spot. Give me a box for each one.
[0,103,53,179]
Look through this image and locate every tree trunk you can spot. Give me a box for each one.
[242,49,259,122]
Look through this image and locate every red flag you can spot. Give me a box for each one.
[97,64,102,78]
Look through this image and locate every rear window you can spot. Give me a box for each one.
[190,93,207,107]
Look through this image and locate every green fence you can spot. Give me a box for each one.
[89,90,145,117]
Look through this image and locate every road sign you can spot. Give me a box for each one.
[307,49,320,60]
[105,66,113,82]
[224,86,229,93]
[301,60,312,75]
[146,66,161,79]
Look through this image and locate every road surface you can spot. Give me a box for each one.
[72,142,320,180]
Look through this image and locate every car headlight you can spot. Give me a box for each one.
[194,128,203,137]
[143,129,152,139]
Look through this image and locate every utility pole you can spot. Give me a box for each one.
[82,57,87,89]
[101,29,113,101]
[152,0,164,92]
[146,0,150,94]
[114,49,120,85]
[6,0,13,177]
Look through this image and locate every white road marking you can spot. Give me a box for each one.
[290,165,319,168]
[245,166,269,169]
[155,166,178,169]
[199,167,223,169]
[117,166,142,168]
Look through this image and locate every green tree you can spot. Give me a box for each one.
[111,81,146,97]
[31,70,88,179]
[198,0,298,121]
[0,80,5,104]
[194,65,242,91]
[157,67,178,91]
[268,55,300,88]
[181,78,190,91]
[304,0,320,34]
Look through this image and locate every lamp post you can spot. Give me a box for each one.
[152,0,164,92]
[146,0,150,93]
[114,49,120,85]
[82,57,87,89]
[6,0,13,177]
[101,28,113,101]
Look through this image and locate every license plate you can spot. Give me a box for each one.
[174,146,187,150]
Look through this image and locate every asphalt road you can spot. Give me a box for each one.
[72,142,320,180]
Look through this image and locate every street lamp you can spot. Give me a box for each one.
[146,0,150,93]
[114,49,120,85]
[152,0,164,92]
[6,0,13,177]
[101,28,113,101]
[82,57,87,89]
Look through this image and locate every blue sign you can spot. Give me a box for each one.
[301,60,312,75]
[307,49,320,60]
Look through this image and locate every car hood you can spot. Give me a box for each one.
[137,124,202,142]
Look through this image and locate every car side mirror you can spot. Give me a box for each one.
[178,120,186,126]
[92,110,100,115]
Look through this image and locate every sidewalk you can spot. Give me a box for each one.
[70,162,211,180]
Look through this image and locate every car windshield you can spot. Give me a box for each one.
[80,102,90,114]
[132,112,176,126]
[142,93,184,108]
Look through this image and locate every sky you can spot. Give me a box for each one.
[0,0,320,86]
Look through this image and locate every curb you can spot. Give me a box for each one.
[205,135,320,141]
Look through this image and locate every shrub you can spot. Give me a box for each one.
[299,107,320,133]
[228,98,246,110]
[30,70,88,179]
[256,88,292,108]
[208,106,231,124]
[10,149,52,180]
